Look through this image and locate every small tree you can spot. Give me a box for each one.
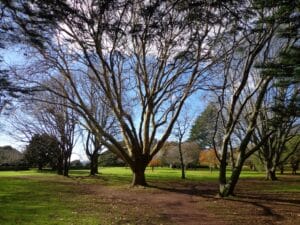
[148,158,161,171]
[174,113,191,179]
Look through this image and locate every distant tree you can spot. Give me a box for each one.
[98,151,126,167]
[78,75,117,176]
[290,155,299,175]
[174,113,191,179]
[148,158,161,171]
[24,133,60,170]
[70,160,84,169]
[189,104,219,148]
[161,141,200,169]
[199,149,219,171]
[11,87,78,176]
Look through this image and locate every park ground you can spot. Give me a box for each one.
[0,167,299,225]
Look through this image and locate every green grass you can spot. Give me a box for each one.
[69,166,267,183]
[0,167,298,225]
[0,176,99,225]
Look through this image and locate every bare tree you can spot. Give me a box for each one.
[253,86,300,180]
[173,113,191,179]
[211,1,296,197]
[77,70,118,176]
[160,141,200,169]
[84,130,102,175]
[9,89,77,176]
[12,1,233,185]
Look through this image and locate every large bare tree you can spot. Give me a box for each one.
[10,0,233,185]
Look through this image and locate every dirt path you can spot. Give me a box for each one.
[85,181,224,225]
[77,177,300,225]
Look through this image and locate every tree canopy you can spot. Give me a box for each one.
[24,133,61,170]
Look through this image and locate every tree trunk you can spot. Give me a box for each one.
[265,161,277,180]
[219,151,228,196]
[131,164,147,186]
[266,169,277,180]
[90,153,99,176]
[178,141,185,179]
[219,165,243,197]
[219,154,244,197]
[57,157,64,175]
[63,157,70,176]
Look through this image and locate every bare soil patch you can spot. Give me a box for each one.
[76,175,300,225]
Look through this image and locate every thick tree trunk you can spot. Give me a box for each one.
[265,161,277,180]
[266,170,277,180]
[90,153,99,176]
[63,157,70,177]
[131,164,147,186]
[57,157,64,175]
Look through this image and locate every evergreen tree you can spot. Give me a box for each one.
[189,104,219,149]
[24,133,61,170]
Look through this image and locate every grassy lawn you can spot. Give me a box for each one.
[0,167,299,225]
[0,174,104,225]
[69,167,268,184]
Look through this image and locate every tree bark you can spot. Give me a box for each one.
[219,145,228,196]
[131,164,147,186]
[265,161,277,180]
[57,157,64,175]
[219,153,244,197]
[266,169,277,180]
[219,165,243,197]
[63,156,70,176]
[90,153,99,176]
[178,141,185,179]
